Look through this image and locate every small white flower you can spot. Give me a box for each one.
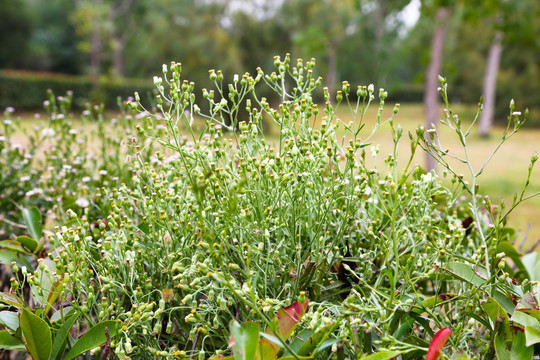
[421,173,433,183]
[20,176,31,182]
[513,111,522,116]
[5,107,15,113]
[82,176,91,183]
[3,119,12,125]
[76,198,90,208]
[42,128,55,137]
[99,170,108,175]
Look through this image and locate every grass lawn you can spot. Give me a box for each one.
[328,102,540,250]
[8,102,540,250]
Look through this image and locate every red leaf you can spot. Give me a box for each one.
[266,299,309,351]
[426,328,452,360]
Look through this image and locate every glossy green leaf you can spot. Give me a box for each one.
[64,320,119,360]
[522,253,540,282]
[0,240,26,253]
[497,241,525,271]
[15,235,38,253]
[284,324,334,357]
[30,257,56,306]
[524,326,540,347]
[493,290,517,314]
[229,320,259,360]
[360,349,405,360]
[394,317,415,340]
[420,294,457,311]
[512,329,533,359]
[518,309,540,322]
[0,250,33,270]
[0,330,25,351]
[255,338,277,360]
[446,262,487,287]
[19,307,52,360]
[22,208,42,241]
[482,297,510,337]
[285,329,313,355]
[0,250,22,266]
[50,306,75,323]
[452,352,473,360]
[0,292,23,308]
[50,312,80,360]
[0,311,19,331]
[512,309,539,329]
[495,334,511,359]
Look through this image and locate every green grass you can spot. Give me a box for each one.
[331,102,540,250]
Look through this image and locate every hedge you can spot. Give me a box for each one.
[0,70,155,111]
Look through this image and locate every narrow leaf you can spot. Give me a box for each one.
[19,307,52,360]
[50,312,80,360]
[359,349,405,360]
[64,320,119,360]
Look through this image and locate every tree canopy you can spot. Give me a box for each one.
[2,0,540,125]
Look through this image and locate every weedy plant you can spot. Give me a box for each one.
[1,55,540,360]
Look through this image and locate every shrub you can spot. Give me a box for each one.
[0,70,155,110]
[1,55,539,359]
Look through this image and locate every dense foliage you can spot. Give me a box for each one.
[2,0,540,124]
[1,57,540,359]
[0,71,155,110]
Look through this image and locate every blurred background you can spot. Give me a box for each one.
[2,0,540,246]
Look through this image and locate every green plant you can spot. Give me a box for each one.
[1,55,539,359]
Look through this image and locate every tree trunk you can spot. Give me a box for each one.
[478,31,503,138]
[424,7,450,172]
[373,0,388,84]
[112,35,126,78]
[90,24,102,90]
[327,38,339,104]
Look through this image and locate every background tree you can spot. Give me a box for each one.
[422,0,453,171]
[281,0,357,100]
[0,0,33,69]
